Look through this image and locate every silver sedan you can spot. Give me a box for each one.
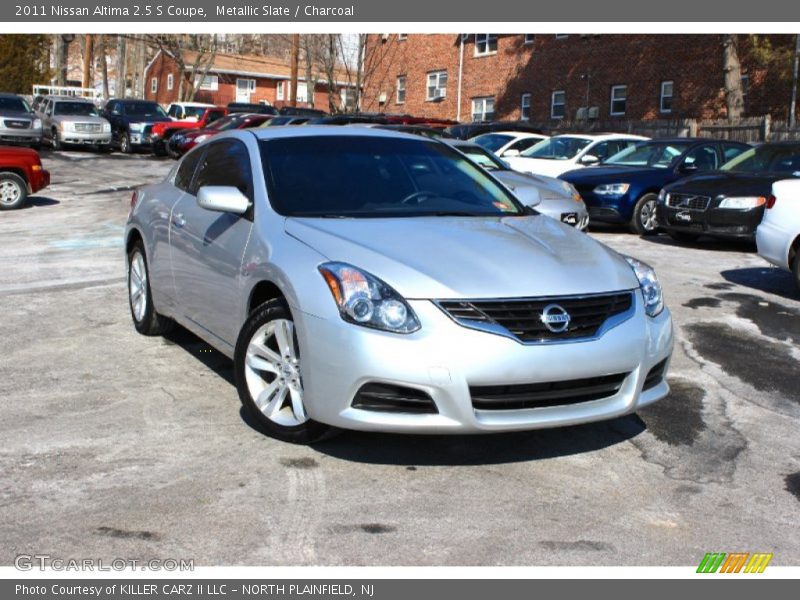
[125,127,673,443]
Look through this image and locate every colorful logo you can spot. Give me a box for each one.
[697,552,773,573]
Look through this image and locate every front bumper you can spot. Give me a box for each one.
[58,131,111,145]
[657,203,763,240]
[0,128,42,144]
[756,220,791,270]
[296,293,673,433]
[129,132,154,147]
[575,187,631,224]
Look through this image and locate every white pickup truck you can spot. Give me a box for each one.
[756,178,800,292]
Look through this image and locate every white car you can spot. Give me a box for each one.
[165,102,216,121]
[756,178,800,292]
[505,133,648,178]
[471,131,549,159]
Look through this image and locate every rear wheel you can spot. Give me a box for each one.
[127,241,173,336]
[234,299,333,444]
[631,193,660,236]
[120,132,132,154]
[793,253,800,294]
[0,172,28,210]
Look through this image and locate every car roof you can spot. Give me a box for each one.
[245,125,438,143]
[475,131,545,138]
[549,133,649,141]
[47,96,94,102]
[171,101,215,106]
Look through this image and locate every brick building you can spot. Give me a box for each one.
[144,49,356,111]
[362,34,797,124]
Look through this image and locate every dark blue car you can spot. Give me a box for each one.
[560,138,750,234]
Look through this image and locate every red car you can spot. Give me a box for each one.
[166,113,272,158]
[0,146,50,210]
[151,106,228,156]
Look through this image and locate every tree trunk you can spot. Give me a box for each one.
[99,35,110,99]
[290,34,299,106]
[82,34,93,90]
[116,35,127,97]
[722,34,745,121]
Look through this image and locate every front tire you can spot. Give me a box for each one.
[120,132,132,154]
[127,241,173,336]
[0,172,28,210]
[793,253,800,294]
[234,299,332,444]
[631,193,660,236]
[51,129,62,151]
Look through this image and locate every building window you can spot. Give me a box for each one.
[277,80,286,101]
[398,34,407,41]
[555,34,569,39]
[396,76,406,104]
[195,74,218,91]
[610,84,627,116]
[150,77,157,94]
[296,82,308,103]
[340,87,357,110]
[471,97,495,122]
[474,34,498,56]
[660,80,673,114]
[524,34,535,45]
[521,93,532,120]
[167,73,174,91]
[551,90,565,119]
[426,71,447,100]
[741,74,750,98]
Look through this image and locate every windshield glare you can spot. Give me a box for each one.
[604,142,691,168]
[460,147,507,171]
[125,102,168,118]
[473,133,514,153]
[260,136,523,218]
[522,137,592,160]
[54,102,99,117]
[721,145,800,174]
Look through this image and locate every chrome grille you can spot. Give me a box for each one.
[73,122,102,133]
[3,119,30,129]
[667,192,711,211]
[437,291,635,343]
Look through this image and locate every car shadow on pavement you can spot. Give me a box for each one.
[18,196,60,209]
[640,233,756,252]
[162,325,235,386]
[721,267,799,301]
[306,415,646,466]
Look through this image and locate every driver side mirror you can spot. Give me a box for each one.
[580,154,600,165]
[502,149,521,157]
[197,186,251,215]
[679,162,698,174]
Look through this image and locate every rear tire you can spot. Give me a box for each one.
[127,241,173,336]
[0,172,28,210]
[793,253,800,294]
[120,132,132,154]
[234,299,334,444]
[630,193,660,236]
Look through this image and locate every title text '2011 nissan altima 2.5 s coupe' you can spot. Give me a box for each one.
[125,128,674,444]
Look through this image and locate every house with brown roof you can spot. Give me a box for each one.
[144,49,357,111]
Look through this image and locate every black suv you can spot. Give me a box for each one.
[101,99,171,153]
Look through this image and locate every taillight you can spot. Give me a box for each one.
[766,194,777,209]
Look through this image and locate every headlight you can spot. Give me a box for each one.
[658,189,667,202]
[624,256,664,317]
[129,122,145,132]
[593,183,630,196]
[32,118,42,129]
[318,262,421,334]
[60,121,74,132]
[718,196,766,209]
[102,121,111,133]
[194,134,209,144]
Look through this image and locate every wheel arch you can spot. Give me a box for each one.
[125,227,144,256]
[247,279,288,315]
[790,234,800,269]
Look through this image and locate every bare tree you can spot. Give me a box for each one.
[723,34,745,121]
[116,35,127,97]
[146,34,218,101]
[98,35,110,99]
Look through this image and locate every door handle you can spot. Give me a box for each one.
[171,213,186,228]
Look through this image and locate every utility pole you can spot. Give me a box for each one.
[82,34,94,89]
[790,34,800,129]
[290,34,299,107]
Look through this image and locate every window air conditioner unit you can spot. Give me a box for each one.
[575,107,588,120]
[381,34,390,42]
[378,92,387,104]
[588,106,600,119]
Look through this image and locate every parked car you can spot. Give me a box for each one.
[37,96,112,151]
[0,93,42,150]
[657,141,800,243]
[382,114,458,129]
[756,178,800,292]
[304,113,388,125]
[102,99,171,153]
[278,106,326,117]
[261,116,310,126]
[227,102,278,115]
[167,113,272,158]
[125,127,673,443]
[0,146,50,210]
[445,121,544,140]
[505,133,647,179]
[151,106,228,156]
[471,131,549,158]
[445,139,589,230]
[165,102,216,121]
[563,138,750,235]
[374,124,455,139]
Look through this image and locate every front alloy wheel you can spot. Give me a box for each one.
[234,299,332,443]
[120,132,132,154]
[632,193,660,236]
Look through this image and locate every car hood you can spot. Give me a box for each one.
[663,171,790,196]
[503,156,579,178]
[492,170,571,207]
[52,115,107,125]
[560,165,671,185]
[0,110,34,120]
[284,215,638,299]
[122,115,171,124]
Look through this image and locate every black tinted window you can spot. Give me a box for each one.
[175,148,204,192]
[194,140,253,199]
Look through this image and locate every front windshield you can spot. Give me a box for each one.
[125,102,168,118]
[604,142,691,168]
[183,106,206,119]
[54,102,99,117]
[208,114,242,131]
[0,97,31,112]
[720,145,800,174]
[260,136,523,218]
[458,146,507,171]
[473,133,514,153]
[521,137,592,160]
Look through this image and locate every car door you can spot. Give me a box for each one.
[104,101,124,143]
[168,138,255,347]
[41,100,54,140]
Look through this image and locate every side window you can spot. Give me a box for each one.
[114,103,124,116]
[589,141,611,161]
[509,138,539,153]
[722,143,747,163]
[175,148,205,193]
[168,105,180,118]
[683,145,718,171]
[193,140,254,201]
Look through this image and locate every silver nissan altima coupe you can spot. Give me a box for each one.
[125,127,673,443]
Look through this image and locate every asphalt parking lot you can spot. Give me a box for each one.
[1,149,798,567]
